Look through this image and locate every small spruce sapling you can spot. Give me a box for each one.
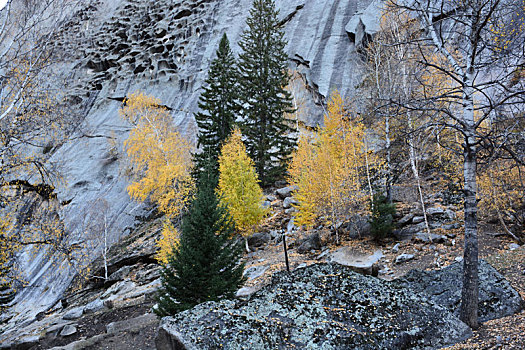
[369,194,396,241]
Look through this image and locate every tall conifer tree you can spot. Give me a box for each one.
[155,166,245,316]
[238,0,297,186]
[194,34,239,176]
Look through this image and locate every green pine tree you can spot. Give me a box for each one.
[193,33,240,177]
[369,194,396,241]
[238,0,297,186]
[155,166,246,316]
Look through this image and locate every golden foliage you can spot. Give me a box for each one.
[478,160,525,238]
[156,219,180,265]
[121,92,194,219]
[218,128,267,234]
[0,215,16,286]
[489,0,525,52]
[288,91,380,230]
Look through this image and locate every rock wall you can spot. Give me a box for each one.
[1,0,381,335]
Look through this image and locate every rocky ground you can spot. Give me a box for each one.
[1,184,523,350]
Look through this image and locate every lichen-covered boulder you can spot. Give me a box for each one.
[156,263,471,350]
[392,260,523,322]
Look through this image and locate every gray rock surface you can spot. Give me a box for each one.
[62,307,83,321]
[106,313,156,334]
[412,216,425,224]
[509,243,520,250]
[83,298,104,314]
[296,232,322,254]
[346,0,382,51]
[247,232,270,249]
[395,253,415,264]
[414,232,446,244]
[59,325,77,337]
[3,0,379,339]
[329,248,383,276]
[0,335,40,350]
[235,286,259,298]
[275,185,298,199]
[393,260,523,322]
[156,263,471,350]
[243,265,269,281]
[282,196,298,209]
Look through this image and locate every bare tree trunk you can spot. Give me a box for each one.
[407,116,431,239]
[364,137,374,207]
[460,138,479,329]
[103,214,108,281]
[385,115,392,202]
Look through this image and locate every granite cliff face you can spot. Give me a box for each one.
[2,0,381,333]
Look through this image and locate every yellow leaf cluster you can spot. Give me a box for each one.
[489,0,525,52]
[121,92,194,219]
[288,91,379,229]
[0,215,16,287]
[156,219,180,265]
[218,128,267,234]
[478,161,525,224]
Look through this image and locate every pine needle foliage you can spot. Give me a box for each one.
[238,0,297,186]
[369,194,396,241]
[155,167,245,316]
[194,33,240,177]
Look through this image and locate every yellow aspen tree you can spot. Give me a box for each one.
[156,220,180,265]
[287,135,318,228]
[121,92,194,219]
[478,161,525,243]
[218,128,267,251]
[289,91,379,244]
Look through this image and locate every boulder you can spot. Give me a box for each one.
[83,298,104,314]
[393,260,523,322]
[426,207,445,216]
[45,321,74,340]
[106,265,132,283]
[243,265,269,280]
[412,216,425,224]
[62,307,83,320]
[284,208,297,215]
[156,263,471,350]
[236,286,258,298]
[266,195,277,202]
[389,185,419,203]
[393,227,417,241]
[509,243,520,251]
[443,223,460,230]
[60,325,77,337]
[414,232,446,244]
[1,335,40,350]
[296,232,322,254]
[391,243,400,253]
[347,217,372,238]
[247,232,270,249]
[282,196,297,209]
[275,185,297,199]
[395,253,415,264]
[329,248,383,276]
[397,212,415,226]
[106,313,156,334]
